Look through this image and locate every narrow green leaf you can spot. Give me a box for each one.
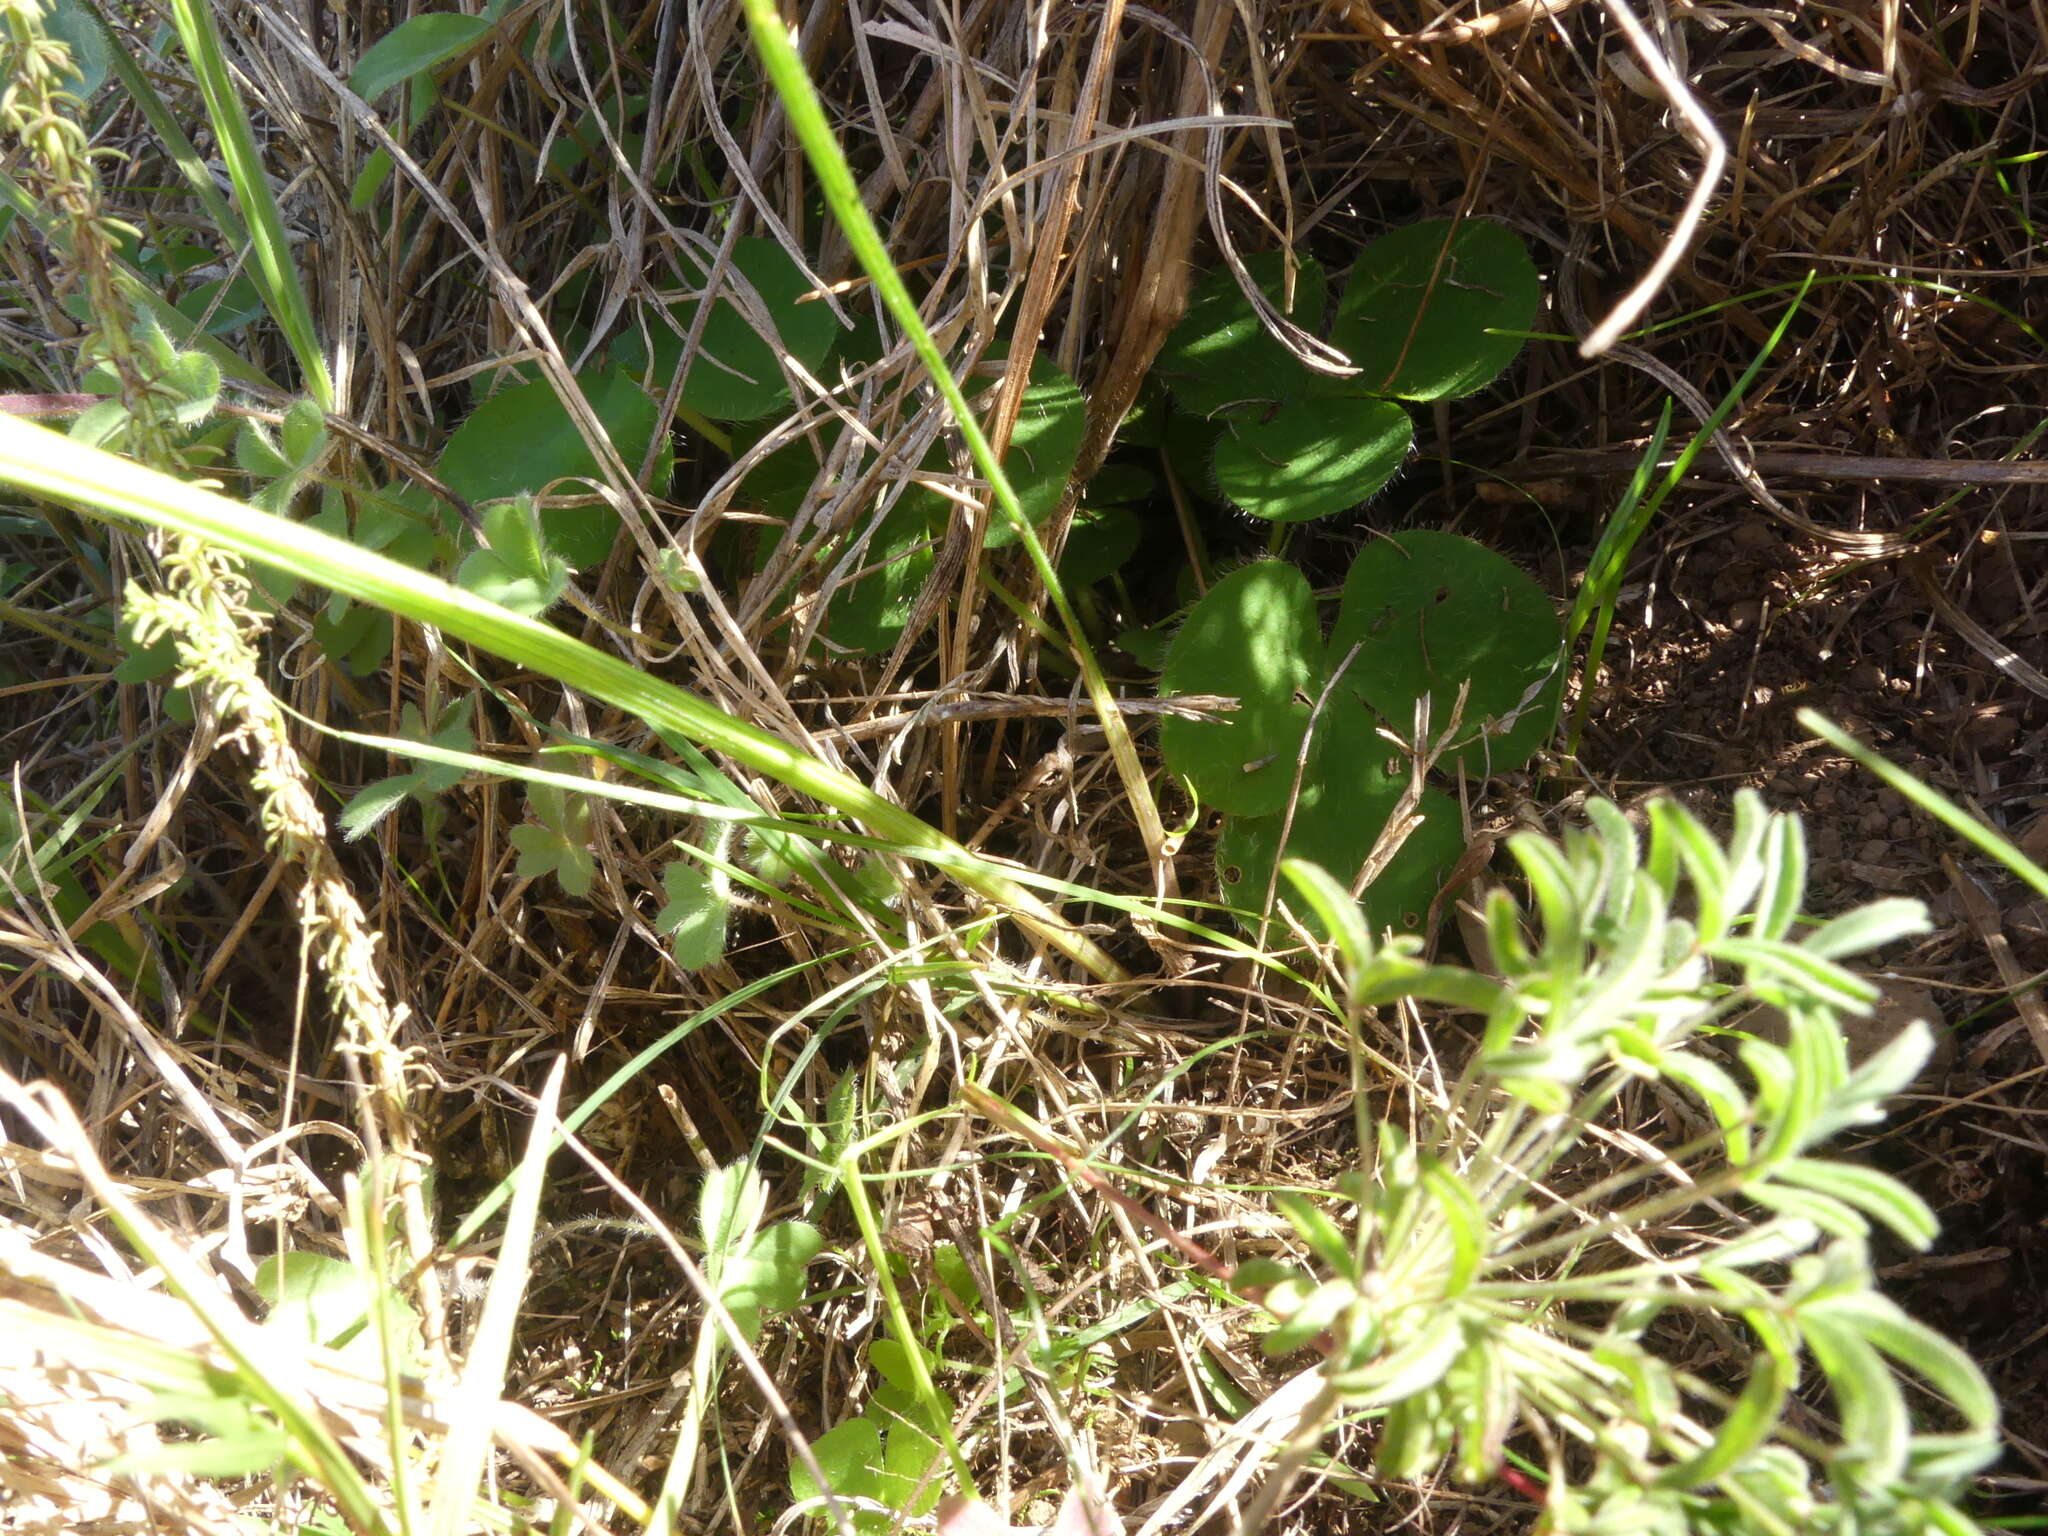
[1275,1191,1356,1277]
[1799,1311,1908,1488]
[1657,1050,1754,1164]
[1418,1156,1485,1295]
[167,0,333,407]
[1752,807,1807,942]
[1801,898,1931,961]
[1771,1159,1937,1251]
[1799,707,2048,902]
[1718,937,1876,1014]
[1280,856,1377,993]
[1341,1308,1465,1406]
[1647,796,1730,942]
[349,13,492,103]
[1660,1349,1788,1490]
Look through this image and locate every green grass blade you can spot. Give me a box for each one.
[0,414,1120,980]
[1566,276,1814,755]
[98,20,250,251]
[1798,707,2048,901]
[165,0,333,408]
[737,0,1176,889]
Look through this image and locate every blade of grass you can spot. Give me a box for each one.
[0,413,1123,981]
[1797,708,2048,901]
[837,1134,975,1493]
[97,17,249,251]
[430,1057,564,1536]
[1565,276,1813,754]
[165,0,333,408]
[738,0,1179,899]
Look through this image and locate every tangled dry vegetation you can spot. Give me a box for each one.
[2,1,2046,1532]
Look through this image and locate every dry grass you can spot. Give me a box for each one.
[3,0,2046,1530]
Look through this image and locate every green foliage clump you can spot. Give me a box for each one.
[1156,220,1539,523]
[1257,798,1997,1535]
[1160,533,1562,937]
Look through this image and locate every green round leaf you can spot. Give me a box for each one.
[1333,219,1540,401]
[1216,706,1464,937]
[1057,503,1141,591]
[436,366,663,569]
[823,498,937,657]
[1326,530,1562,774]
[610,237,839,423]
[985,355,1084,545]
[1085,461,1157,505]
[735,426,832,520]
[43,0,113,98]
[1212,395,1412,523]
[1160,406,1224,501]
[1159,562,1323,817]
[1159,252,1329,418]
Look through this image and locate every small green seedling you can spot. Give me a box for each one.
[454,493,570,617]
[1159,533,1562,936]
[791,1335,955,1532]
[339,696,476,841]
[656,856,731,972]
[509,779,595,897]
[1232,800,1999,1535]
[1157,221,1540,522]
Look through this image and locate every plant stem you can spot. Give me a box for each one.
[737,0,1180,900]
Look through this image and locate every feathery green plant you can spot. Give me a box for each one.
[1247,797,1996,1534]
